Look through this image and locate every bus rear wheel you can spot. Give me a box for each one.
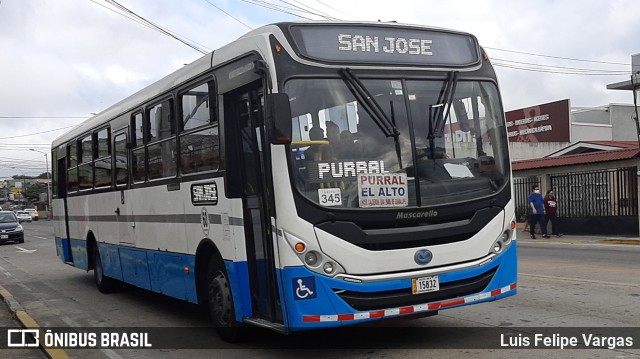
[206,256,243,342]
[93,245,117,293]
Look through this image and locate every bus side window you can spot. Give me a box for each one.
[67,142,78,192]
[114,133,129,186]
[179,81,219,174]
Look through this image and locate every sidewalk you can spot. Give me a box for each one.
[516,232,640,245]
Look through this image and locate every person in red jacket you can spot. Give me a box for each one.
[544,189,563,237]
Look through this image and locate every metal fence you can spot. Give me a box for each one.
[550,167,638,235]
[514,176,540,222]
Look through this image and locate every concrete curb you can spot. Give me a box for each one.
[0,284,70,359]
[518,237,640,245]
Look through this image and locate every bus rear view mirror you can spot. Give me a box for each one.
[267,93,292,144]
[453,99,470,132]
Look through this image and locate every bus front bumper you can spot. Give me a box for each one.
[279,241,517,330]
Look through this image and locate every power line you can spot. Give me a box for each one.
[89,0,210,54]
[493,62,630,76]
[240,0,314,20]
[201,0,253,30]
[0,125,77,140]
[486,47,631,67]
[283,0,339,20]
[313,0,355,20]
[492,58,632,74]
[0,116,87,119]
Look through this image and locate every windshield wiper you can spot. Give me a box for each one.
[427,71,458,159]
[339,68,403,168]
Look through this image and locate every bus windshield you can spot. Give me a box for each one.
[286,76,510,209]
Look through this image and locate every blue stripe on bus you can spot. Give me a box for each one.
[55,237,73,263]
[280,242,518,330]
[69,238,90,270]
[60,239,248,315]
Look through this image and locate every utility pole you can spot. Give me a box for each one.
[29,149,52,218]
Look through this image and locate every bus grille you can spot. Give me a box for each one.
[334,267,497,312]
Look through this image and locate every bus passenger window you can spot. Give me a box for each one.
[132,148,146,183]
[148,100,175,141]
[181,82,214,131]
[114,133,128,185]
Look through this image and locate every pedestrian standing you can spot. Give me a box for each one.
[544,189,563,237]
[528,185,548,239]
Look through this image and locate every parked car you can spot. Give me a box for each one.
[15,211,32,223]
[24,209,39,221]
[0,211,24,244]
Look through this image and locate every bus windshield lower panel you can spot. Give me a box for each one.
[286,77,509,210]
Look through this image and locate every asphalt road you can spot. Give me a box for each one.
[0,221,639,359]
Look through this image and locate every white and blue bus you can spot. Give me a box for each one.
[52,21,517,341]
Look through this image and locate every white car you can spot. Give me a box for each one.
[15,211,32,223]
[24,209,39,221]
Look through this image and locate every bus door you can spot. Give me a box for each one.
[112,130,135,245]
[54,156,73,263]
[225,81,282,324]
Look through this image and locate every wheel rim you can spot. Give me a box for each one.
[209,271,232,326]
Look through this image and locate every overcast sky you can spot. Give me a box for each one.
[0,0,638,178]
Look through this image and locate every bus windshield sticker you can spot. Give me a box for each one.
[358,173,408,208]
[318,188,342,207]
[191,182,218,205]
[307,160,390,183]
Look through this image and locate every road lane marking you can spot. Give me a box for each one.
[32,236,48,240]
[14,246,37,253]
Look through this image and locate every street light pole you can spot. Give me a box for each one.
[29,149,52,218]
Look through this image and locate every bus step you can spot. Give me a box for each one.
[243,318,286,334]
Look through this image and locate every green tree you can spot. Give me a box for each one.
[23,182,47,202]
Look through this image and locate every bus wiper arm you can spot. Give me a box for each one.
[428,71,458,158]
[339,68,399,138]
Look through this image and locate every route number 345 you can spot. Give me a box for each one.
[318,188,342,207]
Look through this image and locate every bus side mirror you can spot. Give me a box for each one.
[267,93,292,144]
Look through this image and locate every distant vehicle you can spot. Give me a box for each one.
[0,211,24,244]
[15,211,32,223]
[24,209,39,221]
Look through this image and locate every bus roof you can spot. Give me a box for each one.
[52,21,479,149]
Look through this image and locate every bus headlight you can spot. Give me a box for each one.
[323,262,335,274]
[304,251,320,266]
[492,240,503,253]
[491,230,513,254]
[283,231,345,277]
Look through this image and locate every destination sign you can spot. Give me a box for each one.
[288,25,480,66]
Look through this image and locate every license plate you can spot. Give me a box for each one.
[412,275,440,294]
[0,235,7,239]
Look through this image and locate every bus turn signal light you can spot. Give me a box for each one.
[295,242,306,253]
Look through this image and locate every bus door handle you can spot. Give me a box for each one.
[115,208,120,216]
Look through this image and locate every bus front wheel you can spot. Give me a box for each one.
[93,245,117,293]
[206,256,243,342]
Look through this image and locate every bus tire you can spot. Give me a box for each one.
[93,245,117,293]
[206,255,243,343]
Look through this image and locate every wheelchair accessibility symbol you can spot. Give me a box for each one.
[293,276,317,300]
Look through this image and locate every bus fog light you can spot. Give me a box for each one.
[493,240,503,253]
[305,251,320,266]
[323,262,335,274]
